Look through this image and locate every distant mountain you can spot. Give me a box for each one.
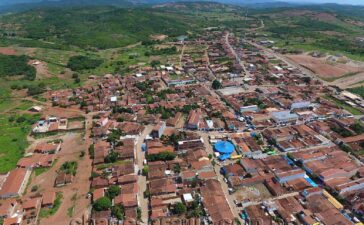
[0,0,362,14]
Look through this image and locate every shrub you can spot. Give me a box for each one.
[93,197,112,211]
[67,55,103,71]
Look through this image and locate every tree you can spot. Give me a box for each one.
[212,79,222,90]
[173,202,187,215]
[146,152,176,162]
[105,151,119,163]
[142,165,149,176]
[111,205,124,220]
[151,60,160,68]
[93,197,112,211]
[302,76,311,84]
[107,185,121,199]
[67,55,103,71]
[137,207,142,221]
[173,164,181,174]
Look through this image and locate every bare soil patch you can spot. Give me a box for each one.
[28,60,52,79]
[287,54,361,79]
[332,72,364,88]
[42,106,84,119]
[234,183,272,202]
[0,47,17,55]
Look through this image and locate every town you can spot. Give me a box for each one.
[0,29,364,225]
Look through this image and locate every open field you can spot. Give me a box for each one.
[0,113,40,173]
[0,47,17,55]
[287,54,362,81]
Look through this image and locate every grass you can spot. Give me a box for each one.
[348,86,364,98]
[95,159,131,170]
[0,114,40,173]
[67,206,74,217]
[34,159,57,176]
[39,192,63,218]
[324,95,363,115]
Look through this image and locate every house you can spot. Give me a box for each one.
[240,105,259,113]
[151,121,166,139]
[22,198,41,222]
[114,194,138,208]
[149,178,177,197]
[17,154,54,169]
[42,192,56,208]
[186,109,202,130]
[200,179,234,223]
[54,172,73,187]
[0,168,31,199]
[3,217,21,225]
[117,175,138,185]
[0,199,17,219]
[33,142,61,154]
[272,111,299,125]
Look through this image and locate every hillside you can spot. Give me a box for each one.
[252,5,364,61]
[0,7,190,49]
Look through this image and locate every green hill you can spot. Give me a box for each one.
[0,7,189,49]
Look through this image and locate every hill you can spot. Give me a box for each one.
[0,7,190,49]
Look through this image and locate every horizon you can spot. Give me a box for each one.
[0,0,364,6]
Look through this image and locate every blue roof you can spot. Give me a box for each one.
[218,154,231,161]
[214,141,235,154]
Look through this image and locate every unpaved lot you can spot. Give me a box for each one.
[24,133,92,225]
[287,54,362,79]
[234,183,272,202]
[0,47,17,55]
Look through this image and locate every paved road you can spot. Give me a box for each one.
[135,125,154,224]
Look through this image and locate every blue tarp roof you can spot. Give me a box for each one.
[214,141,234,154]
[218,154,231,161]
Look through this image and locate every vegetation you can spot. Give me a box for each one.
[142,165,149,176]
[0,54,36,80]
[172,202,187,215]
[111,204,125,220]
[146,152,177,162]
[93,196,112,211]
[0,7,189,49]
[59,161,78,176]
[145,46,178,56]
[212,79,222,90]
[105,151,120,163]
[67,56,103,71]
[39,192,63,218]
[257,6,364,61]
[106,185,121,199]
[0,114,41,173]
[324,95,363,115]
[348,86,364,98]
